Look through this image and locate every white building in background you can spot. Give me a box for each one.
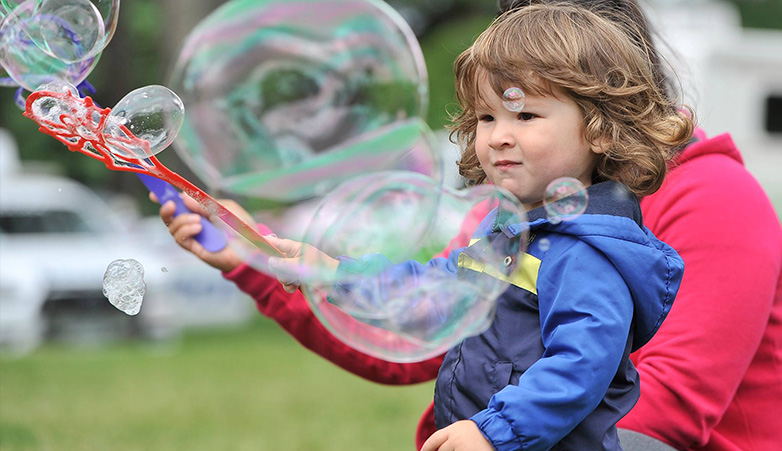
[644,0,782,207]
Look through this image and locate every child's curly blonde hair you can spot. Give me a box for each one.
[451,2,694,197]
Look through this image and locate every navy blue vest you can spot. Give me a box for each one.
[434,182,643,450]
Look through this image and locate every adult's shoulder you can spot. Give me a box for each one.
[642,133,780,247]
[644,134,773,221]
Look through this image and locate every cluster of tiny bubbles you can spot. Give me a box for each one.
[167,0,436,204]
[29,79,79,123]
[502,87,525,112]
[102,85,185,159]
[543,177,589,223]
[102,258,146,316]
[0,0,119,91]
[289,175,528,362]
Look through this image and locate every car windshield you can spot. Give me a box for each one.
[0,210,93,234]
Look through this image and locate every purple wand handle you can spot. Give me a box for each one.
[137,173,228,253]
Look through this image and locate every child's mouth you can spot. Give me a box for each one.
[494,160,521,170]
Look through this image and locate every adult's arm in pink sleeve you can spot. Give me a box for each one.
[224,263,443,384]
[220,203,487,384]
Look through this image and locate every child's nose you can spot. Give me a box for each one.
[489,123,515,149]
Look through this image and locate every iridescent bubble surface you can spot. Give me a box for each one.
[0,0,100,90]
[12,0,119,63]
[103,85,185,159]
[502,87,525,112]
[543,177,589,221]
[269,173,529,362]
[26,0,104,63]
[1,0,30,15]
[168,0,435,201]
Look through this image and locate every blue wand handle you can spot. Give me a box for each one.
[137,173,228,253]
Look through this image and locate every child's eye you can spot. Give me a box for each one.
[518,112,537,121]
[478,114,494,122]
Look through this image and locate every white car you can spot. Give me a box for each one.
[0,129,254,354]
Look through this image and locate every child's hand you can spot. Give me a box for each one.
[265,236,340,293]
[152,192,244,272]
[421,420,493,451]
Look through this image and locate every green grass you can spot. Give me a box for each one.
[0,318,435,450]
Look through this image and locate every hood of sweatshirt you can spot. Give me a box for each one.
[511,181,685,351]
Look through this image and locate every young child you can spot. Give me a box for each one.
[258,4,693,450]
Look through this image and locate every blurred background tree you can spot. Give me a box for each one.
[1,0,780,203]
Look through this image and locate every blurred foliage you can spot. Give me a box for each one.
[731,0,782,30]
[1,0,779,194]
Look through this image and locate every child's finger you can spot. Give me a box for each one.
[421,430,448,451]
[159,200,177,225]
[166,213,202,243]
[172,218,203,246]
[281,282,299,293]
[149,192,159,203]
[265,236,302,258]
[267,255,304,290]
[267,256,297,278]
[180,193,208,215]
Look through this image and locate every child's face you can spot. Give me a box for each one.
[474,82,603,211]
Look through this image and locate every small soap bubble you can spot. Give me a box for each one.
[102,259,146,316]
[502,87,525,112]
[543,177,589,221]
[102,85,185,160]
[538,237,551,252]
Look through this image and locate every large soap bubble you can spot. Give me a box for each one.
[168,0,435,202]
[252,172,529,362]
[23,0,120,64]
[0,0,105,90]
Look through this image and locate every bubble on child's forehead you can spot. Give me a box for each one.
[502,87,525,112]
[544,177,588,221]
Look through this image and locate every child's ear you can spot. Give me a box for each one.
[589,136,611,155]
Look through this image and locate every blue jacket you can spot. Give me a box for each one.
[336,181,684,450]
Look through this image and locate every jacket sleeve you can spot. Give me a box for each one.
[620,146,782,448]
[471,240,634,451]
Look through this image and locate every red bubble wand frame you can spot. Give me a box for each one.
[23,88,282,256]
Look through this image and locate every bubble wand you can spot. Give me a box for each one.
[23,86,283,257]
